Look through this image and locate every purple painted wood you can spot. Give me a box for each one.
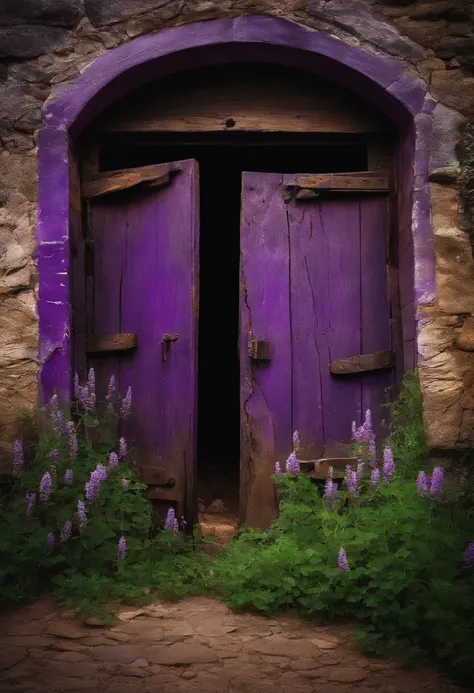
[247,173,393,485]
[240,172,292,529]
[69,143,87,384]
[289,196,363,454]
[89,160,199,521]
[360,197,393,438]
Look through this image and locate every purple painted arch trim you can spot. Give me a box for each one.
[37,14,434,401]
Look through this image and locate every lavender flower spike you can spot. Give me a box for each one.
[46,533,56,550]
[85,464,108,502]
[416,471,429,497]
[382,446,395,483]
[64,469,73,485]
[108,451,119,470]
[285,452,300,475]
[107,374,116,402]
[292,430,300,451]
[122,478,130,490]
[370,467,380,488]
[13,440,24,476]
[88,367,95,395]
[464,542,474,567]
[49,449,59,462]
[120,386,132,420]
[164,507,177,531]
[430,466,444,498]
[347,470,359,496]
[119,437,127,459]
[39,472,52,502]
[77,500,87,532]
[25,492,36,516]
[368,439,377,467]
[117,535,127,560]
[69,432,78,460]
[60,521,72,543]
[324,466,339,500]
[337,547,350,572]
[274,461,283,476]
[73,373,80,400]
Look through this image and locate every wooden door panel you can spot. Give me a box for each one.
[240,173,292,529]
[88,159,199,520]
[241,171,393,527]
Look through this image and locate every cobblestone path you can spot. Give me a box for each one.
[0,596,467,693]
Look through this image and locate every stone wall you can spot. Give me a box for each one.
[0,0,474,471]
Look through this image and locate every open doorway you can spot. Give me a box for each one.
[99,133,369,520]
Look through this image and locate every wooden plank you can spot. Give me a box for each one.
[286,171,391,192]
[240,172,292,529]
[290,196,363,454]
[330,350,394,375]
[89,159,199,525]
[360,198,394,437]
[91,64,393,135]
[69,140,87,383]
[86,333,138,353]
[83,164,175,198]
[138,466,175,486]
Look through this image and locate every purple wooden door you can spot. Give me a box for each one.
[88,159,199,521]
[240,171,393,528]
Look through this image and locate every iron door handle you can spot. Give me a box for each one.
[162,333,179,362]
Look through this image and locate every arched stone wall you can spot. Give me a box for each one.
[0,2,472,471]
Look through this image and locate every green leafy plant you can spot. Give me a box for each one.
[0,370,214,616]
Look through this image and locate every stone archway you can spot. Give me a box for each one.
[37,15,437,423]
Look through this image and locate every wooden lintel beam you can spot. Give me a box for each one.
[330,350,394,376]
[86,333,138,354]
[286,170,391,193]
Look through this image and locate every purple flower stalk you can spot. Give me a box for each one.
[77,500,87,532]
[370,467,380,488]
[49,393,59,414]
[416,471,429,497]
[88,368,95,396]
[368,439,377,467]
[117,535,127,560]
[108,451,119,470]
[337,547,350,572]
[324,466,339,500]
[64,469,73,485]
[46,533,56,550]
[285,452,300,475]
[346,469,360,496]
[60,520,72,543]
[107,375,116,402]
[49,449,59,462]
[119,437,127,459]
[430,466,444,498]
[351,409,375,444]
[274,461,283,476]
[25,492,36,516]
[39,472,52,502]
[292,430,300,450]
[85,464,108,502]
[164,506,177,531]
[122,478,130,489]
[73,373,80,400]
[65,421,74,435]
[464,542,474,567]
[13,440,24,476]
[69,432,78,460]
[382,446,395,483]
[120,386,132,420]
[356,461,365,481]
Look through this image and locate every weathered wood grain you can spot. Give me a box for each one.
[91,64,393,134]
[86,333,138,353]
[286,171,391,192]
[137,466,175,486]
[330,351,394,375]
[83,164,174,198]
[240,172,292,529]
[89,159,199,524]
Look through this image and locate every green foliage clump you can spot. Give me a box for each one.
[213,374,474,684]
[0,372,215,617]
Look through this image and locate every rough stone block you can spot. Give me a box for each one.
[85,0,179,27]
[0,25,73,58]
[1,0,84,28]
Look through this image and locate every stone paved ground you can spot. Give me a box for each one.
[0,596,468,693]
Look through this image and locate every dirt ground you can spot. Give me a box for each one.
[0,596,469,693]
